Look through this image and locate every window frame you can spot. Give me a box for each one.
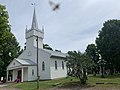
[62,61,64,70]
[42,61,45,71]
[55,61,57,70]
[32,69,34,76]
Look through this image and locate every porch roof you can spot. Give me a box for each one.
[16,58,36,66]
[7,58,36,70]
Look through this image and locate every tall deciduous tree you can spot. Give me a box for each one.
[96,20,120,73]
[0,4,21,78]
[67,51,92,84]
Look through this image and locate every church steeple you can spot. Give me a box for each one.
[25,7,44,49]
[31,7,38,29]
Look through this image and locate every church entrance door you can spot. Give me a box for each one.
[17,70,22,82]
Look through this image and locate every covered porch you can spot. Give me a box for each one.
[7,58,37,82]
[7,67,28,82]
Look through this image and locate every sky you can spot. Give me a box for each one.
[0,0,120,53]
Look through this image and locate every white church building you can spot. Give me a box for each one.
[7,8,67,82]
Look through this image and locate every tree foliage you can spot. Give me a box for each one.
[96,20,120,71]
[86,44,99,63]
[43,44,53,51]
[0,4,21,77]
[67,51,92,84]
[85,44,99,75]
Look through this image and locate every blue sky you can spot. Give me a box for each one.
[0,0,120,53]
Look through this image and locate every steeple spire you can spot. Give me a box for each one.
[31,7,38,29]
[25,4,44,49]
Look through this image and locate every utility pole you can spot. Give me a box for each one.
[36,36,39,89]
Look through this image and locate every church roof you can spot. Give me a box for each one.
[32,46,67,58]
[16,58,36,66]
[43,49,67,58]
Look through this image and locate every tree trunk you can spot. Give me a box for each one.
[80,68,87,84]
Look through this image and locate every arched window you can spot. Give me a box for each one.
[55,61,57,70]
[32,69,34,75]
[62,61,64,69]
[42,61,45,71]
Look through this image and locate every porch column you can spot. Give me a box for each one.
[12,70,15,82]
[21,68,24,82]
[6,70,8,82]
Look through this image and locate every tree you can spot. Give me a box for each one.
[67,51,92,84]
[0,4,21,78]
[43,44,53,51]
[85,44,99,76]
[96,19,120,74]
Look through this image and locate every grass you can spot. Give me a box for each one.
[8,74,120,90]
[88,74,120,84]
[9,77,79,90]
[87,74,120,90]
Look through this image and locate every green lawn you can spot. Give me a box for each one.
[9,77,79,90]
[88,74,120,84]
[9,74,120,90]
[87,74,120,90]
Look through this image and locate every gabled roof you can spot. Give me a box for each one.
[16,58,36,66]
[43,49,67,58]
[32,46,67,58]
[7,58,36,70]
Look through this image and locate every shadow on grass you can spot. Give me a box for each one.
[58,81,95,89]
